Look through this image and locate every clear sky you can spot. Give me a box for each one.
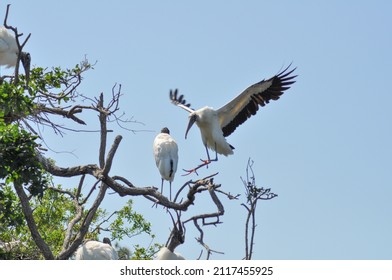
[2,0,391,259]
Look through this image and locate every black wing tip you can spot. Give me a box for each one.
[222,64,297,137]
[277,63,297,81]
[169,88,192,108]
[169,89,178,100]
[279,65,296,74]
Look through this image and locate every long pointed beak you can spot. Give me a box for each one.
[185,115,196,139]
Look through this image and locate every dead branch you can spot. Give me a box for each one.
[193,218,224,260]
[57,181,109,260]
[215,188,241,200]
[98,93,107,168]
[91,211,118,235]
[36,151,218,212]
[241,158,278,260]
[61,175,85,251]
[165,211,185,252]
[182,180,227,259]
[81,179,100,205]
[36,105,86,125]
[46,186,75,199]
[182,157,218,176]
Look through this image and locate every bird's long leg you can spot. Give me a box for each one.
[182,143,219,176]
[205,145,211,162]
[169,181,172,201]
[200,143,218,165]
[151,178,165,208]
[151,178,169,208]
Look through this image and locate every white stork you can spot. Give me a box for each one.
[75,238,118,260]
[0,26,30,72]
[170,65,297,161]
[156,246,185,260]
[153,127,179,200]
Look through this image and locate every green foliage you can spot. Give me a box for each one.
[131,243,162,260]
[28,63,90,104]
[0,79,35,123]
[0,184,158,259]
[106,200,162,259]
[29,67,65,91]
[0,184,49,259]
[0,62,93,197]
[0,61,92,125]
[0,185,24,232]
[114,241,161,260]
[109,200,153,240]
[0,73,45,197]
[0,123,48,198]
[0,184,83,259]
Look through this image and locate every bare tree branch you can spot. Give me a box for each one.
[183,180,228,259]
[241,158,278,260]
[36,105,86,125]
[165,211,185,252]
[57,181,108,260]
[98,93,107,168]
[60,175,85,251]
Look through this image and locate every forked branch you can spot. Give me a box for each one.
[241,158,278,260]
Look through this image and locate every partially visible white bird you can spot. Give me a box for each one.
[170,65,297,160]
[75,238,118,260]
[153,127,179,200]
[0,26,30,73]
[156,246,185,260]
[0,240,25,252]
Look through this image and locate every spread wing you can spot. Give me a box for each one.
[217,65,297,137]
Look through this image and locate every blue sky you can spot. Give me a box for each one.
[2,0,391,259]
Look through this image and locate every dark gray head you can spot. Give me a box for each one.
[20,52,31,79]
[102,237,112,246]
[161,127,170,134]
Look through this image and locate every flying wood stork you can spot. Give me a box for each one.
[0,26,30,73]
[153,127,179,200]
[75,238,118,260]
[170,65,297,163]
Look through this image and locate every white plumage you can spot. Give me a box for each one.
[75,238,118,260]
[155,246,185,260]
[0,26,30,70]
[0,240,24,252]
[170,65,297,158]
[187,106,234,156]
[153,127,178,200]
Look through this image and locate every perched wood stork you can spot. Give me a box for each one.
[170,65,297,161]
[0,26,30,73]
[75,238,118,260]
[153,127,179,200]
[156,246,185,260]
